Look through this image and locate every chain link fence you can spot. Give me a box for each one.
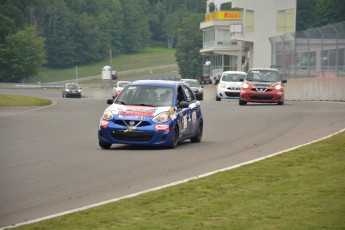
[270,21,345,79]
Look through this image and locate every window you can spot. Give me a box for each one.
[277,9,295,32]
[245,10,254,32]
[182,85,195,103]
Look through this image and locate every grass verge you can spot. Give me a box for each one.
[0,95,52,106]
[13,131,345,229]
[30,47,176,83]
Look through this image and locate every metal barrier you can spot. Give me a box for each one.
[270,21,345,79]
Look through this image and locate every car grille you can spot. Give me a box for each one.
[249,94,274,100]
[110,130,154,142]
[114,120,151,127]
[227,86,240,90]
[253,87,272,92]
[225,92,240,97]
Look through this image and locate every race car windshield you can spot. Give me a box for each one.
[115,85,174,107]
[246,70,280,82]
[222,74,246,82]
[185,81,200,87]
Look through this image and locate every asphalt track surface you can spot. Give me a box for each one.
[1,86,345,228]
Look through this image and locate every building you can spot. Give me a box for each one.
[200,0,297,78]
[270,21,345,78]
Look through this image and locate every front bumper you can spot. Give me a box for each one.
[240,89,284,103]
[98,119,174,146]
[217,87,240,99]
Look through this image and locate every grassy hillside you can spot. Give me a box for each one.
[30,47,177,83]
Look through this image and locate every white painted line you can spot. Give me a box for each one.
[3,127,345,229]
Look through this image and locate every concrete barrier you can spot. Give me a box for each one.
[285,77,345,101]
[82,87,113,99]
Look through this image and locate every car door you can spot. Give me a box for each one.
[176,86,191,138]
[180,85,199,137]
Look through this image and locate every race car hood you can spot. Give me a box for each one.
[107,104,170,117]
[250,81,278,88]
[222,82,243,87]
[190,87,202,92]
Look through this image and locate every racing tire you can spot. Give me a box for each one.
[216,96,221,101]
[99,142,111,149]
[191,119,203,143]
[169,125,179,149]
[277,98,285,105]
[239,100,247,105]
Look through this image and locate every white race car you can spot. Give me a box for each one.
[216,71,246,101]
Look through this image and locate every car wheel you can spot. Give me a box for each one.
[277,98,285,105]
[216,96,221,101]
[169,125,179,149]
[239,100,247,105]
[191,119,203,143]
[99,142,111,149]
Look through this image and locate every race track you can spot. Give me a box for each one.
[1,85,345,228]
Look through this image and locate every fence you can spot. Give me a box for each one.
[270,21,345,79]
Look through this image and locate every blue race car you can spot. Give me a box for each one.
[98,80,203,149]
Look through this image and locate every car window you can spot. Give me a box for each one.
[247,70,280,82]
[118,82,130,87]
[222,73,245,82]
[186,81,200,87]
[181,85,195,103]
[116,85,174,107]
[66,84,78,89]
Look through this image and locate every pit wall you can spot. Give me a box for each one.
[79,78,345,101]
[284,77,345,101]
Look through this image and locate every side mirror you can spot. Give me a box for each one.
[239,78,244,82]
[282,80,287,83]
[107,99,113,104]
[178,101,189,108]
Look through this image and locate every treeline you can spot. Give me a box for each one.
[0,0,206,82]
[296,0,345,31]
[0,0,344,82]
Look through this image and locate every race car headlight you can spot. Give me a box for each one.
[274,84,282,90]
[152,111,170,123]
[219,83,226,88]
[242,83,250,89]
[102,109,113,120]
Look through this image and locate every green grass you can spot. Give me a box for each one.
[30,47,176,83]
[82,67,179,84]
[0,95,52,106]
[13,131,345,229]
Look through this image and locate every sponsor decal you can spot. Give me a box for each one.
[191,111,197,121]
[119,106,156,117]
[155,124,169,132]
[100,120,109,128]
[118,115,145,120]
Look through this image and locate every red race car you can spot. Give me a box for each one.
[239,68,287,105]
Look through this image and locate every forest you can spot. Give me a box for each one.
[0,0,344,82]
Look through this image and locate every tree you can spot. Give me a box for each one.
[0,26,46,82]
[296,0,345,31]
[162,12,179,48]
[175,14,204,79]
[120,0,151,53]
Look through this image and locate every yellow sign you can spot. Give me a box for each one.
[205,11,241,21]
